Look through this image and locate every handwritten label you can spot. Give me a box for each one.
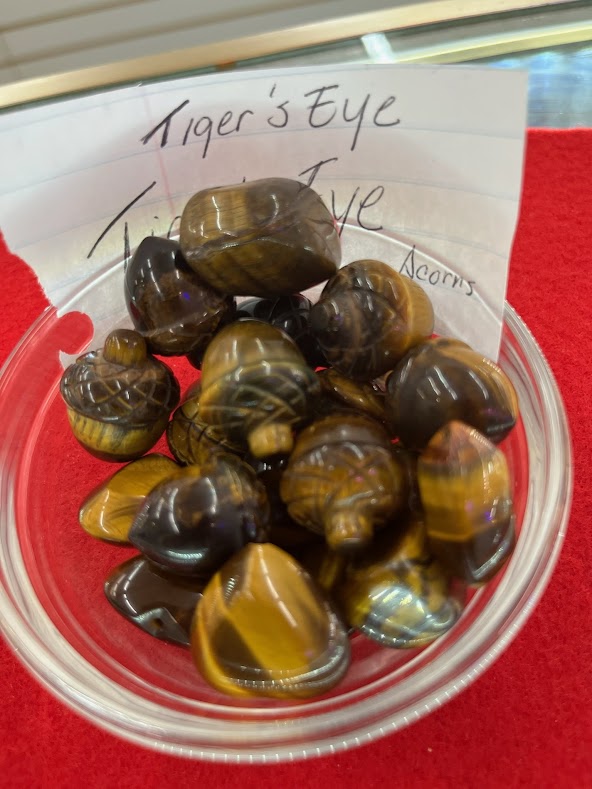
[0,64,527,359]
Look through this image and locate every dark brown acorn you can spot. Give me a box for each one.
[385,337,519,451]
[309,259,434,381]
[125,235,235,356]
[179,177,340,298]
[60,329,180,461]
[79,453,180,542]
[105,555,205,646]
[191,543,350,699]
[166,383,243,466]
[237,294,326,368]
[338,517,466,648]
[128,454,270,578]
[199,319,320,458]
[280,414,407,553]
[417,421,516,585]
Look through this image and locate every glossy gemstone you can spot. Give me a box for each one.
[191,543,350,698]
[385,337,519,451]
[417,421,516,585]
[60,329,180,461]
[125,235,235,356]
[280,414,406,552]
[129,455,270,577]
[79,453,180,542]
[310,259,434,381]
[339,517,465,648]
[199,319,320,458]
[105,555,204,646]
[179,177,340,298]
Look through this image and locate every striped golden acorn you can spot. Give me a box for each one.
[417,420,515,585]
[60,329,180,461]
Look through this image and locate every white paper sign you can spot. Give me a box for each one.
[0,64,527,359]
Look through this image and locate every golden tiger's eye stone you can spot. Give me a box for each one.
[79,453,180,542]
[179,178,340,298]
[166,383,243,465]
[129,455,270,578]
[339,517,465,648]
[417,421,516,585]
[60,329,180,461]
[385,337,519,451]
[105,555,205,646]
[310,260,434,381]
[125,235,235,356]
[191,543,350,699]
[199,319,320,458]
[280,414,406,552]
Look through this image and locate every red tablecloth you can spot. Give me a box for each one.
[1,130,591,788]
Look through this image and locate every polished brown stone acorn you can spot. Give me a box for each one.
[79,453,180,542]
[191,543,350,699]
[167,383,242,466]
[125,235,235,356]
[338,517,465,648]
[128,455,270,578]
[280,414,406,552]
[60,329,180,461]
[309,259,434,381]
[105,555,205,646]
[417,421,516,585]
[385,337,519,451]
[179,178,341,298]
[199,319,320,458]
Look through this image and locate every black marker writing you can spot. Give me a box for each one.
[267,83,289,129]
[399,247,475,296]
[88,180,157,259]
[140,100,190,147]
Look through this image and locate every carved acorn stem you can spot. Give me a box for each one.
[103,330,147,366]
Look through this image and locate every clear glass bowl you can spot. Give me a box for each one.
[0,229,572,762]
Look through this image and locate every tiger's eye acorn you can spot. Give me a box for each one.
[338,517,465,648]
[105,555,205,646]
[179,177,340,298]
[60,329,180,461]
[385,337,519,451]
[191,543,350,698]
[199,319,320,458]
[237,294,326,368]
[167,383,243,465]
[310,259,434,381]
[128,454,270,578]
[79,453,180,542]
[125,236,235,356]
[417,421,516,585]
[280,414,407,553]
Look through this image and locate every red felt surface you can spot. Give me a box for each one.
[1,129,591,788]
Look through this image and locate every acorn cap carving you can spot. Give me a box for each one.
[60,329,180,461]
